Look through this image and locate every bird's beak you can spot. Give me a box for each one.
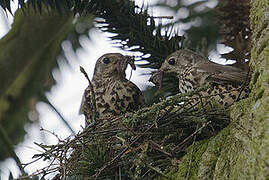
[116,56,136,76]
[125,56,136,70]
[149,70,164,89]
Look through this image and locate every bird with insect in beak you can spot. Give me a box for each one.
[150,49,250,106]
[81,53,145,125]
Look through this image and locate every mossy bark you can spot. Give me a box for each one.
[172,0,269,179]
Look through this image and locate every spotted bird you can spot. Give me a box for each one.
[81,53,144,124]
[150,49,249,106]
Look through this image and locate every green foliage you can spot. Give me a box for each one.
[71,140,110,176]
[0,0,183,69]
[0,7,72,161]
[93,0,182,69]
[155,0,220,54]
[0,0,249,66]
[0,5,93,162]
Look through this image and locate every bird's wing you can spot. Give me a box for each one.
[78,92,86,114]
[132,83,145,107]
[193,60,249,84]
[80,86,94,122]
[122,80,145,109]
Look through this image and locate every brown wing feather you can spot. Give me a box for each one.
[122,80,145,110]
[82,86,94,122]
[131,83,145,108]
[193,60,249,84]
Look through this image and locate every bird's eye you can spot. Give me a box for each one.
[103,57,110,64]
[168,58,175,65]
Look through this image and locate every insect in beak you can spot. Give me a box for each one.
[149,70,164,89]
[125,56,136,70]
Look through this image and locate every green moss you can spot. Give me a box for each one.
[250,0,269,41]
[168,139,209,179]
[250,71,259,86]
[256,88,265,101]
[198,128,230,180]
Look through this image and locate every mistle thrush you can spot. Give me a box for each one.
[81,53,144,124]
[150,49,249,106]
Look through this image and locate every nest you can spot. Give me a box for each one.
[30,86,232,180]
